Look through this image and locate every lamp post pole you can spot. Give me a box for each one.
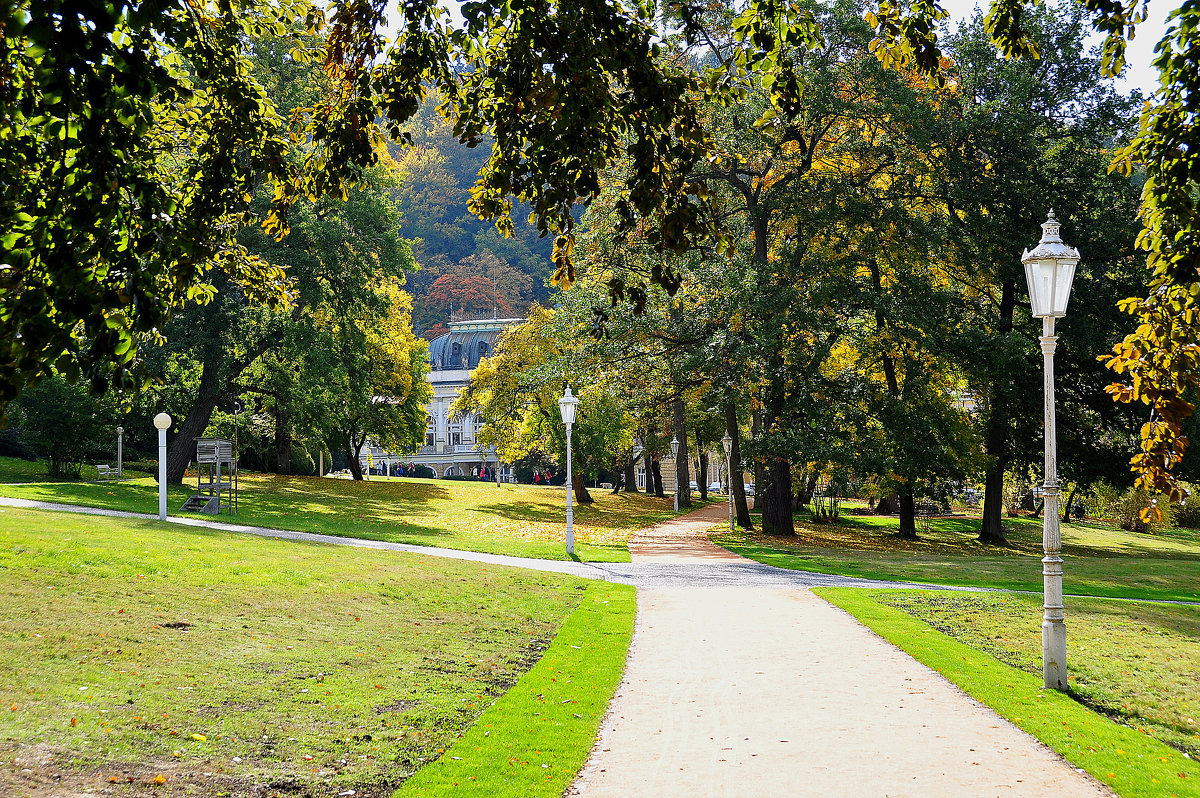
[558,387,580,557]
[153,413,171,521]
[1040,314,1067,689]
[722,433,734,532]
[116,426,124,480]
[670,436,680,514]
[1022,210,1079,691]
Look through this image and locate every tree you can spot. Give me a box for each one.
[0,0,303,404]
[330,282,432,481]
[938,6,1142,543]
[12,374,114,477]
[455,306,636,504]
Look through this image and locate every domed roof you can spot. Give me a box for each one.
[427,318,522,371]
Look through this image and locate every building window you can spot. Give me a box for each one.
[472,414,484,441]
[449,420,463,446]
[637,467,646,489]
[450,342,463,367]
[478,341,489,358]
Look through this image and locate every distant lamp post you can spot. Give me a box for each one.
[670,436,680,514]
[558,386,580,556]
[722,433,734,532]
[153,413,172,521]
[1022,209,1080,691]
[491,445,501,487]
[116,426,124,480]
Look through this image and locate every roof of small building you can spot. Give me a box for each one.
[427,318,523,371]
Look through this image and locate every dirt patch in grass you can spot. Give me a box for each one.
[0,507,588,797]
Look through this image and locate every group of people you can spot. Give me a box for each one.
[532,469,554,485]
[471,465,496,481]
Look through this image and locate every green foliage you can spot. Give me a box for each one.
[1175,490,1200,530]
[11,374,114,477]
[0,0,307,405]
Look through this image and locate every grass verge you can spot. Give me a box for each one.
[716,511,1200,601]
[0,461,680,561]
[816,588,1200,798]
[0,506,589,797]
[394,581,635,798]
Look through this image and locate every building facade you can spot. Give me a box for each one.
[358,318,522,479]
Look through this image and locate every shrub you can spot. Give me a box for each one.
[12,374,113,477]
[1174,489,1200,530]
[1114,487,1172,534]
[289,445,315,477]
[0,427,35,460]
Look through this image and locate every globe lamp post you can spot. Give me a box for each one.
[1022,210,1080,691]
[670,436,680,514]
[558,387,580,556]
[153,413,172,521]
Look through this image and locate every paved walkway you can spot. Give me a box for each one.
[1,496,1115,795]
[570,504,1112,798]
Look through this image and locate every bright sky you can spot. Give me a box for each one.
[938,0,1172,97]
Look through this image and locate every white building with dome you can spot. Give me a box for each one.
[358,317,522,479]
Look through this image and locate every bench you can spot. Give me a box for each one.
[96,464,113,481]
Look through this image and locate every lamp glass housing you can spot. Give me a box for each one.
[1021,211,1080,319]
[558,387,579,426]
[722,433,733,456]
[153,412,172,430]
[670,436,680,459]
[1024,257,1077,318]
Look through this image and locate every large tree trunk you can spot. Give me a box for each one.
[624,455,639,494]
[572,471,594,504]
[897,491,918,540]
[651,458,665,497]
[698,451,709,501]
[725,401,753,527]
[672,398,692,508]
[346,429,366,481]
[274,406,292,475]
[166,361,222,483]
[979,280,1016,546]
[751,408,766,501]
[1062,483,1080,523]
[346,447,363,480]
[762,458,794,536]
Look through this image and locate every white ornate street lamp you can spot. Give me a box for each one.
[1022,210,1080,691]
[670,436,680,514]
[153,413,172,521]
[558,386,580,556]
[722,432,734,532]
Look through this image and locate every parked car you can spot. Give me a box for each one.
[689,480,698,491]
[745,482,755,496]
[708,481,722,493]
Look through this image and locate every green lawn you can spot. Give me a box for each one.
[818,588,1200,798]
[0,506,632,797]
[0,460,678,561]
[395,581,635,798]
[0,456,104,483]
[716,511,1200,601]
